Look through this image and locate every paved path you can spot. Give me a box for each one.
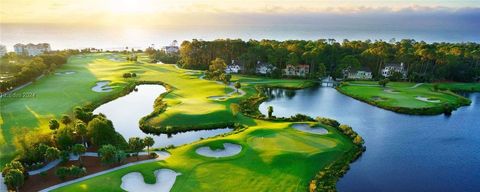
[28,159,62,176]
[1,74,44,96]
[0,175,7,192]
[410,83,424,89]
[39,151,170,192]
[28,151,160,176]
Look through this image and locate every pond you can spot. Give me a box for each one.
[259,85,480,191]
[93,84,232,148]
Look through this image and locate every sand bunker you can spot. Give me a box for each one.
[92,81,113,92]
[207,96,228,101]
[121,169,180,192]
[384,88,399,94]
[196,143,242,158]
[55,71,76,75]
[292,123,328,135]
[416,96,440,103]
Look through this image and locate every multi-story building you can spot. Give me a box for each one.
[163,40,179,54]
[381,63,407,78]
[256,62,276,75]
[284,64,310,77]
[14,43,51,56]
[0,44,6,57]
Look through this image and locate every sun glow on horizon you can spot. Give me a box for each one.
[1,0,479,25]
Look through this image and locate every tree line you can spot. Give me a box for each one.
[176,39,480,82]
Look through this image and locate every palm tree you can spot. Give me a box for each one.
[72,144,86,165]
[74,120,88,147]
[234,81,241,93]
[61,115,72,126]
[49,119,60,132]
[268,106,274,118]
[143,137,155,154]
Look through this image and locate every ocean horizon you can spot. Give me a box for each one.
[2,19,479,51]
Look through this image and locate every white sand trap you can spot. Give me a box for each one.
[384,89,399,94]
[207,96,228,101]
[292,123,328,135]
[184,71,199,75]
[92,81,113,92]
[416,96,440,103]
[121,169,180,192]
[55,71,76,75]
[196,143,242,158]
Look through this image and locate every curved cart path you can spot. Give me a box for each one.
[39,151,170,192]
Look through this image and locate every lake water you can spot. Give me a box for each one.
[259,86,480,192]
[93,84,232,148]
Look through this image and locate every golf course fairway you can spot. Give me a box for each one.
[1,53,361,191]
[336,81,473,115]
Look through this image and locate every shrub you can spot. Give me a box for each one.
[55,167,69,180]
[60,151,70,164]
[149,152,158,158]
[316,117,340,128]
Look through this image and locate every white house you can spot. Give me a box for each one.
[284,64,310,77]
[0,44,6,57]
[256,61,276,75]
[345,67,373,80]
[14,43,51,56]
[381,63,407,78]
[162,40,179,54]
[225,60,242,74]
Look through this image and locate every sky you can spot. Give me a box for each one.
[1,0,479,26]
[1,0,479,49]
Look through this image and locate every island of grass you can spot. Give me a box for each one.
[1,53,363,191]
[336,81,475,115]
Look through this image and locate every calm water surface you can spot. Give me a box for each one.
[259,86,480,192]
[93,84,232,148]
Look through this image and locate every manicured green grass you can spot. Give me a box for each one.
[2,53,358,191]
[437,82,480,92]
[0,53,138,165]
[52,120,355,192]
[337,81,472,115]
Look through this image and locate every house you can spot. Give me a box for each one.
[225,60,242,74]
[162,40,179,54]
[14,43,51,56]
[256,61,276,75]
[284,64,309,77]
[381,63,407,78]
[0,44,6,57]
[345,67,373,80]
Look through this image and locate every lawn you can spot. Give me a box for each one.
[51,119,356,192]
[437,82,480,92]
[337,81,472,115]
[0,53,137,165]
[1,53,359,191]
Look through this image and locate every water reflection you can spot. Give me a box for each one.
[259,85,480,191]
[93,84,231,148]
